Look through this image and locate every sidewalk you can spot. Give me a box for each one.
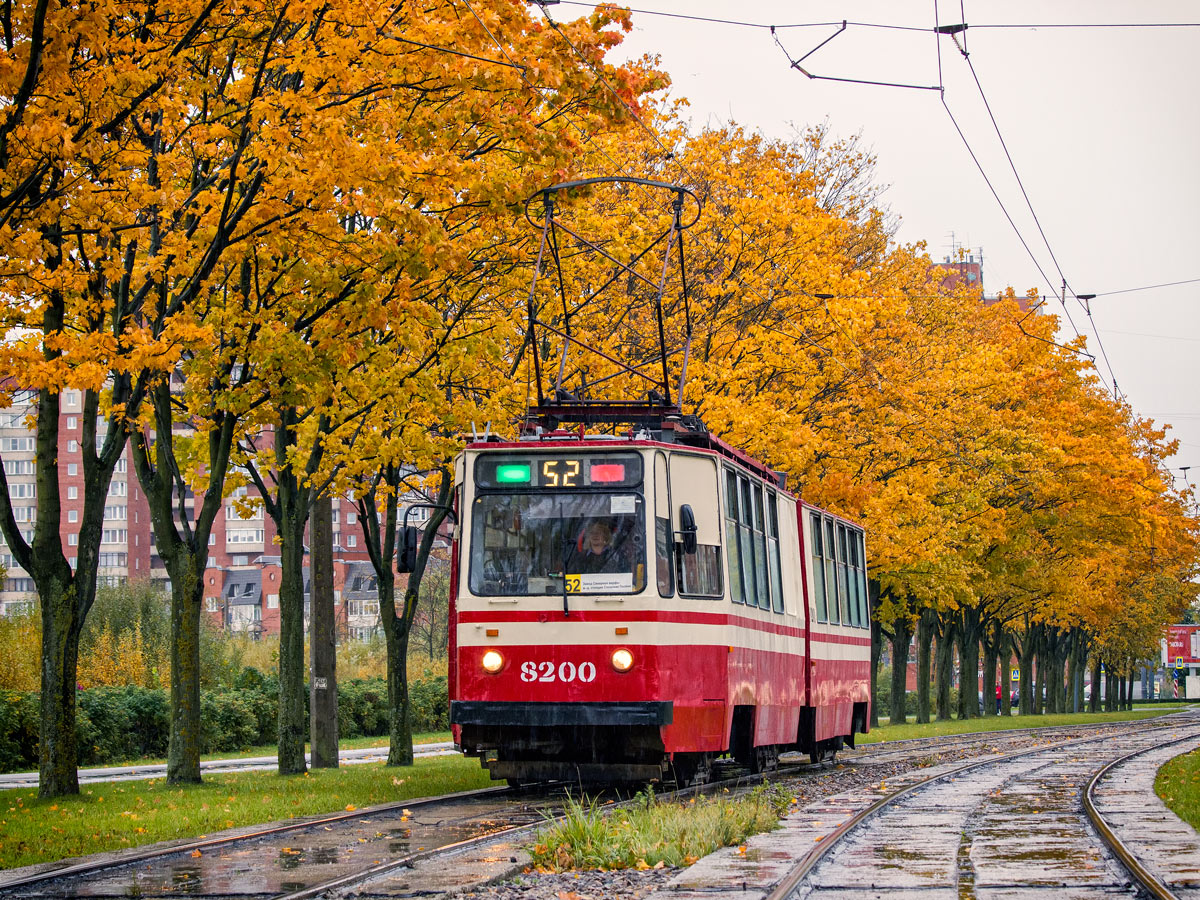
[0,742,458,790]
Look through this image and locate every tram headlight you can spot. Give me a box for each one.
[481,650,505,674]
[611,648,635,672]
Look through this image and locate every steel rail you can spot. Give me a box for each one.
[1082,735,1200,900]
[0,784,510,895]
[763,721,1200,900]
[269,761,807,900]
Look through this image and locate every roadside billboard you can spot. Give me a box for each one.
[1164,624,1200,665]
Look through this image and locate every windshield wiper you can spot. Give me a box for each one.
[559,498,570,618]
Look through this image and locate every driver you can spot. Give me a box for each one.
[573,521,625,574]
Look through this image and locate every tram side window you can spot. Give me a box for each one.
[837,524,852,625]
[725,471,745,604]
[726,469,772,609]
[811,513,828,622]
[767,493,783,613]
[824,518,839,624]
[747,480,769,609]
[854,530,869,626]
[655,517,674,598]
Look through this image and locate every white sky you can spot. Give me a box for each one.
[578,0,1200,484]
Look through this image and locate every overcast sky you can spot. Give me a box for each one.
[563,0,1200,486]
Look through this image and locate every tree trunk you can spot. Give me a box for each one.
[38,576,82,797]
[957,607,980,719]
[1033,629,1047,716]
[165,557,204,783]
[278,492,310,776]
[981,627,998,718]
[1044,629,1060,715]
[935,614,955,722]
[1089,657,1101,712]
[1064,630,1077,714]
[310,493,338,768]
[997,630,1012,717]
[916,608,934,724]
[889,616,912,726]
[1105,670,1118,712]
[1018,621,1039,716]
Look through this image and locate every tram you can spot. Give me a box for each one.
[444,413,871,785]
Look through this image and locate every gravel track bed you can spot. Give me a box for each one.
[459,720,1178,900]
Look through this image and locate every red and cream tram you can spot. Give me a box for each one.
[447,418,871,785]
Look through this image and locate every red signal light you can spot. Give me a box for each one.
[590,463,625,483]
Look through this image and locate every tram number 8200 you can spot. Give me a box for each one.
[519,660,597,683]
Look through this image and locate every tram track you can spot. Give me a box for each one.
[5,713,1197,899]
[750,713,1200,900]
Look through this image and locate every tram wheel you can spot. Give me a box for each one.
[672,752,714,787]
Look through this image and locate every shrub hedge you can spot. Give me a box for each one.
[0,671,449,773]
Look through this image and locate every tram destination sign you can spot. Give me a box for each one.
[1164,624,1200,666]
[476,452,643,490]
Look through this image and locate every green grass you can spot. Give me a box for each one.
[1155,747,1200,831]
[0,754,497,871]
[529,784,794,871]
[863,707,1185,744]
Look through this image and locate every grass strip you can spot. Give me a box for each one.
[864,708,1182,743]
[529,784,793,871]
[0,754,497,871]
[1155,747,1200,831]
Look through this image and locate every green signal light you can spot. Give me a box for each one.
[495,464,531,484]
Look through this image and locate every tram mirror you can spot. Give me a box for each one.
[398,526,419,574]
[678,505,698,555]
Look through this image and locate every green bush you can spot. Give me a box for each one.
[0,673,449,772]
[200,691,260,753]
[76,686,170,766]
[409,673,449,732]
[0,691,40,772]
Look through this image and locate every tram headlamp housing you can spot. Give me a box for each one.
[611,648,635,672]
[481,650,505,673]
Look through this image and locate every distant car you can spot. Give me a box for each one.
[1010,689,1019,707]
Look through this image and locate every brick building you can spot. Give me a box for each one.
[1,389,443,640]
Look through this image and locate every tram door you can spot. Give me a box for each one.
[667,453,723,599]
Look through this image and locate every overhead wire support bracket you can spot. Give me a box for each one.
[772,20,942,91]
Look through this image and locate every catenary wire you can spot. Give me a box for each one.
[552,3,1199,32]
[948,31,1124,399]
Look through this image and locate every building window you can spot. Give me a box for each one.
[68,533,78,546]
[7,482,35,499]
[67,463,77,476]
[346,534,356,548]
[68,486,77,500]
[67,440,78,452]
[108,481,126,497]
[232,555,248,566]
[101,528,127,543]
[66,416,77,429]
[267,593,279,609]
[206,597,218,612]
[346,511,356,525]
[68,509,78,523]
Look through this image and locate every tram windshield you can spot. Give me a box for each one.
[469,491,646,596]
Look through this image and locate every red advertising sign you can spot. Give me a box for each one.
[1166,625,1200,665]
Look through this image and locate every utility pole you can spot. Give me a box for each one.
[310,492,338,768]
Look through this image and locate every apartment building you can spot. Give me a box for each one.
[0,390,433,641]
